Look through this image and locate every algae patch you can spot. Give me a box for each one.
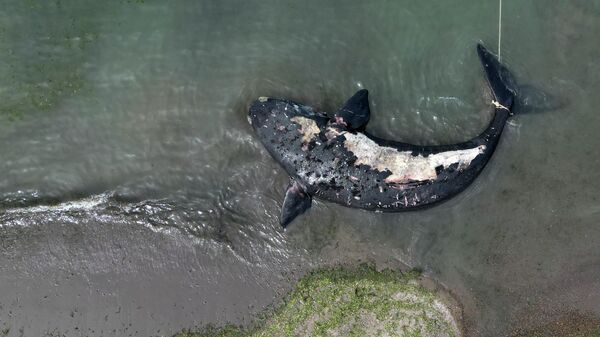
[174,266,461,337]
[0,1,94,119]
[0,0,149,120]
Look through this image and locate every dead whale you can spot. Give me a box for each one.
[248,44,518,227]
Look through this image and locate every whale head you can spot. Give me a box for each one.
[248,97,330,164]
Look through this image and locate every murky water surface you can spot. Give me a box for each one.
[1,1,599,336]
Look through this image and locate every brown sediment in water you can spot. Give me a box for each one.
[510,311,600,337]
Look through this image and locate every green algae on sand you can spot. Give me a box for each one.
[175,265,461,337]
[0,0,148,120]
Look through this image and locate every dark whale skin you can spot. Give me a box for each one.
[248,98,509,212]
[248,44,518,226]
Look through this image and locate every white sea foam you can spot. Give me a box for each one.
[3,193,110,214]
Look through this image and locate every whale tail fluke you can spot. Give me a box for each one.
[477,43,518,113]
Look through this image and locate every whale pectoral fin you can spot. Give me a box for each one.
[280,180,312,228]
[334,89,371,130]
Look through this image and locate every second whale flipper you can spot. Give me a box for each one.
[333,89,371,130]
[280,180,312,228]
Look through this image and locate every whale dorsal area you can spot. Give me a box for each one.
[342,132,486,184]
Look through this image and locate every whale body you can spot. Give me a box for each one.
[249,44,518,227]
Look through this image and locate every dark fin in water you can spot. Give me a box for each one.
[514,84,564,114]
[477,43,518,113]
[334,89,371,130]
[280,180,312,228]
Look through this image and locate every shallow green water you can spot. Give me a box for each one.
[0,1,599,336]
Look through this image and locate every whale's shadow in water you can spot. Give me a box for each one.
[514,83,566,114]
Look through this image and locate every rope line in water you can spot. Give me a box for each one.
[498,0,502,61]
